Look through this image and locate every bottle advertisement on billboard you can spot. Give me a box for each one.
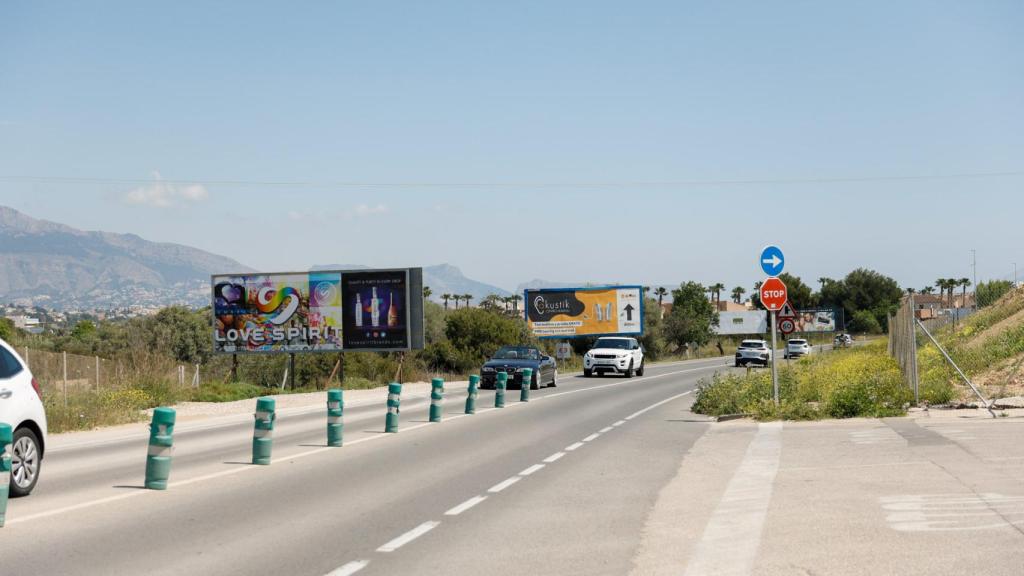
[341,269,411,350]
[525,286,643,338]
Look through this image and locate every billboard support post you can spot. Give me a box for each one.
[288,353,296,390]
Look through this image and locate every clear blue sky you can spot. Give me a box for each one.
[1,1,1022,292]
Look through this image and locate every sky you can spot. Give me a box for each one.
[1,1,1022,293]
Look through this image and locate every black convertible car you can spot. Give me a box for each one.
[480,346,557,390]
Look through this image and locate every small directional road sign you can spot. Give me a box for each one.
[760,245,785,277]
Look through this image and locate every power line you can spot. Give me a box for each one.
[0,170,1022,189]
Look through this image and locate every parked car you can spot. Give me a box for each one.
[0,337,47,497]
[583,337,645,378]
[834,333,854,347]
[784,338,811,359]
[735,339,772,367]
[480,345,557,390]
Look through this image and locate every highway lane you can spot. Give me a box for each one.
[1,357,728,576]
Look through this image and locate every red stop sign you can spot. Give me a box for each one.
[760,277,788,311]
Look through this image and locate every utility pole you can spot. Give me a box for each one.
[972,249,978,310]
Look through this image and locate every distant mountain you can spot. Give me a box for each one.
[0,206,254,310]
[312,263,511,302]
[517,279,678,301]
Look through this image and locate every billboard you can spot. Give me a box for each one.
[525,286,643,339]
[794,308,837,333]
[213,268,424,354]
[714,311,768,335]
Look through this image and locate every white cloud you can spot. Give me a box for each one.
[123,172,209,208]
[354,203,389,217]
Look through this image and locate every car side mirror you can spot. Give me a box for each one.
[542,355,551,362]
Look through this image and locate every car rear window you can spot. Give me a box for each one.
[789,340,807,345]
[0,346,24,379]
[740,341,765,348]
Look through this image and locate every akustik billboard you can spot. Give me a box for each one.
[212,268,424,354]
[525,286,643,339]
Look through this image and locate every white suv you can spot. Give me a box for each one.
[584,337,645,378]
[0,338,47,496]
[735,339,772,367]
[784,339,811,359]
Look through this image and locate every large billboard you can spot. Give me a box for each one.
[794,308,837,333]
[714,311,768,335]
[525,286,643,339]
[213,268,424,354]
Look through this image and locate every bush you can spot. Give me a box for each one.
[849,310,883,334]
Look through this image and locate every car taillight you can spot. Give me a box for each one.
[31,377,43,400]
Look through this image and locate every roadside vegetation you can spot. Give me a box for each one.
[692,340,916,420]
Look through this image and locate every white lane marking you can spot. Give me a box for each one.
[624,390,693,420]
[600,426,614,434]
[325,560,370,576]
[612,420,626,427]
[488,476,522,493]
[445,496,487,516]
[881,494,1024,532]
[544,452,566,463]
[683,422,783,576]
[583,433,600,442]
[543,365,715,401]
[519,464,545,476]
[377,521,440,553]
[19,363,718,527]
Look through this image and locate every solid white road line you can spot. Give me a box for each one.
[612,420,626,427]
[565,442,584,451]
[325,560,370,576]
[544,452,566,463]
[445,496,487,516]
[683,422,783,576]
[624,390,693,420]
[377,521,441,553]
[583,433,600,442]
[488,476,522,493]
[519,464,546,476]
[600,426,614,434]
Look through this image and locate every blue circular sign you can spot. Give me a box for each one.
[760,245,785,276]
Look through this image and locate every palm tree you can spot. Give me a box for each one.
[462,294,474,308]
[510,294,522,313]
[710,283,726,305]
[442,293,452,310]
[731,286,746,304]
[906,287,917,295]
[423,286,433,300]
[959,278,971,309]
[921,286,935,295]
[654,287,669,306]
[935,279,950,307]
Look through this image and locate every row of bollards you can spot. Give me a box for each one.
[0,370,540,526]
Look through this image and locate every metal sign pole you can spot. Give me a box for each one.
[771,310,779,405]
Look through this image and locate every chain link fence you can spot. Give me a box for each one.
[888,295,920,402]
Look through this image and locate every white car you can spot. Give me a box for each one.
[735,339,772,367]
[0,338,47,496]
[784,338,811,359]
[583,337,645,378]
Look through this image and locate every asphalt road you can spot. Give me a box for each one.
[0,357,728,576]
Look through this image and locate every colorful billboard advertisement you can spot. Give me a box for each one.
[525,286,644,339]
[341,269,412,351]
[794,308,837,333]
[212,272,343,354]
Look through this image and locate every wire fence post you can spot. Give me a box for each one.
[95,355,100,390]
[62,350,68,408]
[192,364,200,388]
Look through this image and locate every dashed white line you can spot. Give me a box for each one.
[488,476,522,493]
[565,442,584,451]
[544,452,566,463]
[325,560,370,576]
[377,521,440,553]
[600,426,614,434]
[612,420,626,427]
[583,433,600,442]
[519,464,546,476]
[445,495,487,516]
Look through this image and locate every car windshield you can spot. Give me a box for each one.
[740,341,766,349]
[492,346,540,360]
[594,338,631,350]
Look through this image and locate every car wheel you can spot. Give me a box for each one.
[10,427,41,497]
[549,369,557,387]
[636,361,645,377]
[625,361,634,378]
[583,369,592,378]
[530,373,539,390]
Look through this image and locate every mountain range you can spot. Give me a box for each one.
[314,263,511,302]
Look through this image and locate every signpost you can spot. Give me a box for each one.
[778,317,796,336]
[758,247,787,405]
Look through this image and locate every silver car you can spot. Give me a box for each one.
[784,338,811,359]
[735,339,772,367]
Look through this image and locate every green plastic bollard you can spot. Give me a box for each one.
[385,383,402,433]
[327,389,344,447]
[465,375,480,414]
[252,397,276,465]
[495,372,507,408]
[0,423,10,528]
[144,407,176,490]
[520,368,533,402]
[429,378,444,423]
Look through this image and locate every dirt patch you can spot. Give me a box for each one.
[971,353,1024,400]
[964,307,1024,350]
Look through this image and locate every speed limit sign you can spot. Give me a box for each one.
[778,317,797,336]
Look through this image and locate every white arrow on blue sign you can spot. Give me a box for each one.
[760,245,785,276]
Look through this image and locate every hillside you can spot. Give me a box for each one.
[0,206,253,310]
[314,263,510,302]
